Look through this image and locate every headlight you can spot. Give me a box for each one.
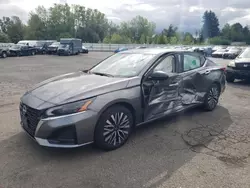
[45,98,94,117]
[228,61,236,67]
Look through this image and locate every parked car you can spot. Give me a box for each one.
[136,46,147,49]
[81,45,89,53]
[47,42,60,54]
[114,47,128,53]
[212,46,226,53]
[194,47,212,57]
[9,44,36,56]
[211,49,228,58]
[222,48,241,59]
[226,47,250,82]
[57,38,82,56]
[34,41,56,54]
[20,49,226,150]
[17,40,38,47]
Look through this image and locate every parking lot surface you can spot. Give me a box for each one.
[0,53,250,188]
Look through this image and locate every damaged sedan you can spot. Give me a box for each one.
[20,49,226,150]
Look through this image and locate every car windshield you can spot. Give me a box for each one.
[59,44,69,48]
[35,42,45,47]
[228,48,239,52]
[89,53,156,77]
[238,48,250,58]
[51,42,59,46]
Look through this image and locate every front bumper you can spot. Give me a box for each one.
[21,109,99,148]
[226,66,250,79]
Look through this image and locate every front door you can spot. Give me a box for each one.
[142,54,183,121]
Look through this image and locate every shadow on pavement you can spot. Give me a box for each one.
[0,106,232,188]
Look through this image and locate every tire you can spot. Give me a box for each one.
[31,51,35,56]
[203,83,220,111]
[226,74,235,83]
[94,105,134,151]
[1,52,7,58]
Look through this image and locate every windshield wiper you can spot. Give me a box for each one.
[90,72,114,77]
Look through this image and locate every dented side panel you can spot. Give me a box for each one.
[143,74,183,121]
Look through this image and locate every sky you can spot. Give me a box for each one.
[1,0,250,33]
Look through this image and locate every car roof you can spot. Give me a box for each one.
[119,48,188,55]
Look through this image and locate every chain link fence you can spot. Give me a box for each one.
[82,43,181,52]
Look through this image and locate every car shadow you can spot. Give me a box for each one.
[0,106,233,188]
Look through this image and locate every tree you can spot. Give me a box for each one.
[0,32,10,42]
[183,32,194,44]
[230,23,244,42]
[0,16,24,43]
[140,34,146,44]
[208,37,231,45]
[163,24,178,38]
[109,33,131,44]
[202,10,220,39]
[119,15,155,43]
[170,36,178,44]
[25,13,47,39]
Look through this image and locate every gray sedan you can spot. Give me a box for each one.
[20,48,226,150]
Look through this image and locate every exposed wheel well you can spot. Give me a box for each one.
[213,81,221,93]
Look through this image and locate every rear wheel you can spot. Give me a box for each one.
[226,74,235,83]
[94,105,133,150]
[204,84,220,111]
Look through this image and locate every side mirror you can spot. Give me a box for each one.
[149,71,169,80]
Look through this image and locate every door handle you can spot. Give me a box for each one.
[204,70,211,75]
[169,83,179,87]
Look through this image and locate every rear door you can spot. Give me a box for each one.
[142,53,183,121]
[178,52,214,105]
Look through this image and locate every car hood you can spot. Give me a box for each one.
[24,71,131,105]
[235,58,250,63]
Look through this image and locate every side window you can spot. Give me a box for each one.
[183,54,201,72]
[153,55,175,74]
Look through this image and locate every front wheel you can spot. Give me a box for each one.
[203,84,220,111]
[94,105,133,150]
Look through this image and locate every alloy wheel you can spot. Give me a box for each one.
[207,86,219,109]
[103,112,130,146]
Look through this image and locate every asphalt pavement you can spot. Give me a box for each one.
[0,52,249,188]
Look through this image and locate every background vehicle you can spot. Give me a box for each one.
[211,48,228,58]
[17,40,38,47]
[20,49,226,150]
[34,40,56,54]
[222,48,241,59]
[47,42,60,54]
[57,38,82,55]
[81,45,89,53]
[9,44,36,56]
[226,47,250,82]
[194,46,212,57]
[114,47,128,53]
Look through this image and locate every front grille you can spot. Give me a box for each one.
[20,103,42,137]
[235,63,250,70]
